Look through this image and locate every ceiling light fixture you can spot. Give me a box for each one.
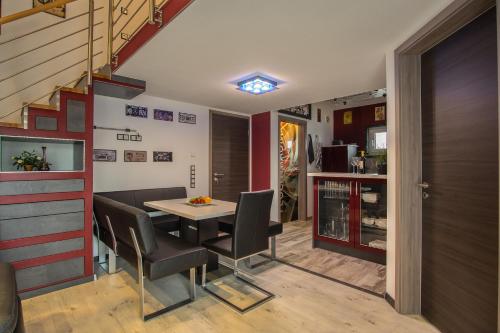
[237,75,278,95]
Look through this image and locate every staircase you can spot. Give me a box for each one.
[0,0,194,295]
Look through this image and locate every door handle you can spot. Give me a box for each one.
[417,182,430,189]
[213,173,225,177]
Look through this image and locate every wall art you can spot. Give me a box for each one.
[126,104,148,118]
[179,112,196,124]
[33,0,66,18]
[124,150,147,162]
[374,106,386,121]
[278,104,312,120]
[93,149,116,162]
[153,151,173,162]
[117,133,129,141]
[154,109,173,121]
[343,111,353,125]
[130,134,142,142]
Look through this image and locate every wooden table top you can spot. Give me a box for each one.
[144,198,237,221]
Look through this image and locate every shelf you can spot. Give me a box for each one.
[361,223,387,231]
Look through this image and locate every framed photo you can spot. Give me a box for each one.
[278,104,312,120]
[317,108,322,122]
[126,104,148,118]
[154,109,173,121]
[117,133,129,141]
[124,150,147,162]
[130,134,142,142]
[153,151,173,162]
[343,111,353,125]
[179,112,196,124]
[33,0,66,18]
[93,149,116,162]
[375,106,386,121]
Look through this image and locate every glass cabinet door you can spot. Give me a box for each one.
[318,179,351,242]
[358,182,387,251]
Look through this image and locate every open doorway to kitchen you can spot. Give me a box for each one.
[278,117,307,223]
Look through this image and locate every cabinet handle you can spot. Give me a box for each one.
[355,183,358,196]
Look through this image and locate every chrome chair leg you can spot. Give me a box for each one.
[108,247,117,274]
[189,267,196,300]
[202,264,207,288]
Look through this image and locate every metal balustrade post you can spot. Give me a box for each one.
[87,0,94,87]
[107,0,113,67]
[149,0,155,24]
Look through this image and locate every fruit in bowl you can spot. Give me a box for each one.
[188,196,212,205]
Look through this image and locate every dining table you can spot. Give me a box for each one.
[144,198,237,276]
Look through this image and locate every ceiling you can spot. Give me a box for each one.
[117,0,452,114]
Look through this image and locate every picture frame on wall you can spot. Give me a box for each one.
[126,104,148,118]
[93,149,117,162]
[343,111,353,125]
[375,106,386,121]
[154,109,174,121]
[317,108,322,122]
[124,150,147,162]
[179,112,196,124]
[153,151,173,162]
[130,134,142,142]
[117,133,129,141]
[278,104,312,120]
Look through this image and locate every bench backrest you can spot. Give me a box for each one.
[97,187,187,212]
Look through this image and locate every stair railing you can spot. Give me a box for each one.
[0,0,107,126]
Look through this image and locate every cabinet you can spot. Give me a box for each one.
[313,177,386,264]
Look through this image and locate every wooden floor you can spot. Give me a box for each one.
[272,220,386,295]
[21,259,437,333]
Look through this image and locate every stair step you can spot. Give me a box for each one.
[28,103,58,111]
[0,122,23,128]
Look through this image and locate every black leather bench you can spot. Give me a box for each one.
[0,263,24,333]
[93,194,208,321]
[96,187,187,233]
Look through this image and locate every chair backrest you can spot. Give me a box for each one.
[232,189,274,259]
[93,195,158,256]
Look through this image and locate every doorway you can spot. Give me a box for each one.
[210,111,249,202]
[394,0,499,330]
[278,117,306,222]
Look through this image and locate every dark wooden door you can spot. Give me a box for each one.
[211,112,249,202]
[421,8,498,333]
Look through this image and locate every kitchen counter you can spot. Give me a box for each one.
[307,172,387,180]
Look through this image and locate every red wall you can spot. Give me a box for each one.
[251,111,271,191]
[333,103,386,152]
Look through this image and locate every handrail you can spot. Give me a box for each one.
[0,22,103,65]
[0,7,104,46]
[112,0,133,25]
[0,36,103,83]
[0,51,103,102]
[112,16,148,55]
[0,0,78,25]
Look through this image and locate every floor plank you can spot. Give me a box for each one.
[273,220,386,295]
[22,259,435,333]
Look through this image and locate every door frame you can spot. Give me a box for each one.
[393,0,498,316]
[277,115,307,222]
[208,110,250,198]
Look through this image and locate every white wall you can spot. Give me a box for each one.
[269,103,334,221]
[93,94,244,195]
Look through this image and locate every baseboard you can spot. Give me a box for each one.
[20,275,95,300]
[384,292,395,308]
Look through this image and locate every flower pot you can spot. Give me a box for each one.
[23,165,34,172]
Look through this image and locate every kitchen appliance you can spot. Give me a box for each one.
[322,144,358,172]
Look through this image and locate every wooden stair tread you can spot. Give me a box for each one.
[28,103,57,111]
[55,86,86,95]
[0,122,23,128]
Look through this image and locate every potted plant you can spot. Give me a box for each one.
[376,150,387,175]
[12,151,42,171]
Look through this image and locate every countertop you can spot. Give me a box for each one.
[307,172,387,180]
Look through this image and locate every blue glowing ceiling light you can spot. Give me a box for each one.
[237,76,278,95]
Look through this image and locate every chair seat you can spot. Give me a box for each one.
[144,230,207,280]
[151,215,181,233]
[0,263,19,333]
[202,235,232,258]
[217,217,282,237]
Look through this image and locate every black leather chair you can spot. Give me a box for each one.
[202,189,275,313]
[0,263,24,333]
[217,216,282,260]
[93,195,208,321]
